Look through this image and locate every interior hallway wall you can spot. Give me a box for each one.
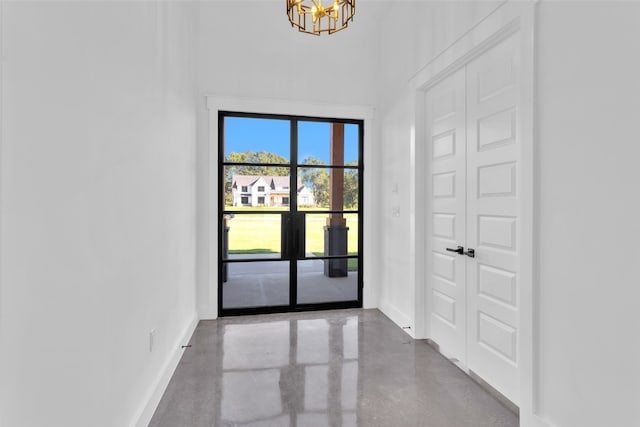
[374,0,503,332]
[375,1,640,426]
[195,1,381,317]
[0,2,198,426]
[535,2,640,426]
[1,2,638,427]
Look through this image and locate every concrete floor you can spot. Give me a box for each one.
[223,255,358,308]
[150,309,518,427]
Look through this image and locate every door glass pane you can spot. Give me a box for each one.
[225,213,282,259]
[223,261,290,309]
[298,167,359,211]
[297,258,358,304]
[304,213,359,257]
[343,123,359,165]
[298,121,359,166]
[224,116,290,163]
[223,167,291,211]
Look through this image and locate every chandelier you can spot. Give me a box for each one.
[287,0,355,36]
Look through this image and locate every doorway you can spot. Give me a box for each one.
[424,34,522,406]
[218,112,363,316]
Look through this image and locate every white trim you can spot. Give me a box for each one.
[0,1,4,333]
[410,83,427,340]
[199,309,218,321]
[202,95,377,319]
[516,4,537,427]
[410,1,524,90]
[132,314,199,427]
[206,96,375,122]
[409,1,538,426]
[531,415,553,427]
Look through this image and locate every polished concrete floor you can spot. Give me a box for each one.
[150,309,518,427]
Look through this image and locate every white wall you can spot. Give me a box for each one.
[376,1,640,426]
[196,1,381,317]
[374,1,502,332]
[197,1,379,105]
[376,91,414,327]
[2,2,639,426]
[0,2,198,427]
[536,2,640,426]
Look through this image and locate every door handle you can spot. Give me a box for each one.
[464,248,475,258]
[446,246,464,255]
[284,213,306,259]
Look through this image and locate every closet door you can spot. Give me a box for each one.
[465,35,520,403]
[425,69,467,367]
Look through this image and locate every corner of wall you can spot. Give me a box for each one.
[521,413,554,427]
[378,300,415,338]
[132,313,199,427]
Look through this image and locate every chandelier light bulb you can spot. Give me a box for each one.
[286,0,355,36]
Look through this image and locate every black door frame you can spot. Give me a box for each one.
[218,111,364,316]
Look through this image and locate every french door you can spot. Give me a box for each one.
[426,34,521,405]
[219,112,363,316]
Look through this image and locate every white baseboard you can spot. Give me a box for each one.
[198,310,218,320]
[378,299,415,338]
[132,314,199,427]
[518,412,553,427]
[531,414,552,427]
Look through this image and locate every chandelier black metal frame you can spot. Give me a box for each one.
[286,0,355,36]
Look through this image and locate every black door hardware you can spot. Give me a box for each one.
[446,246,464,255]
[464,248,475,258]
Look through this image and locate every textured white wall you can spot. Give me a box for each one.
[536,2,640,426]
[0,2,198,426]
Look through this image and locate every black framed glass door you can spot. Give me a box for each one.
[219,112,363,316]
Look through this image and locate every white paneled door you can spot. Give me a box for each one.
[426,34,520,405]
[466,35,520,404]
[425,69,467,369]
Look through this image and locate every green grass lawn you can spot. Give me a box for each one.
[226,213,359,271]
[311,252,358,272]
[228,248,277,254]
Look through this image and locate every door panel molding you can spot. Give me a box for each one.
[425,68,468,369]
[466,33,520,402]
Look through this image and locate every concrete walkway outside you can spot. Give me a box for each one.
[223,254,358,308]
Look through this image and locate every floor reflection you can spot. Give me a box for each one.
[150,309,519,427]
[219,316,360,426]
